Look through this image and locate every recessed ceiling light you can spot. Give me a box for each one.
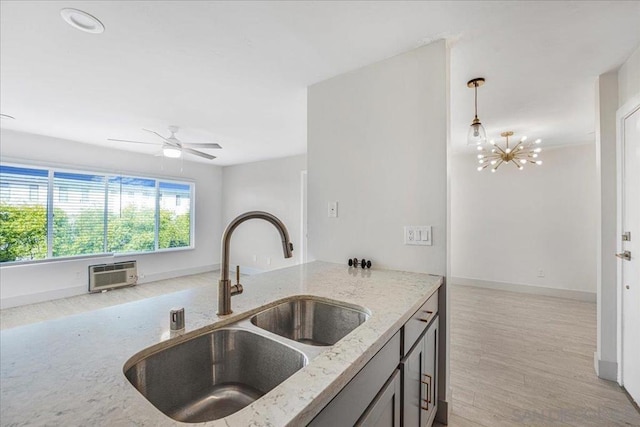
[60,8,105,34]
[0,114,15,120]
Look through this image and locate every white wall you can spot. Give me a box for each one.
[0,129,222,308]
[221,155,306,274]
[618,45,640,108]
[307,41,447,275]
[451,144,597,299]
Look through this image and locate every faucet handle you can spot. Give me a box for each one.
[231,265,243,296]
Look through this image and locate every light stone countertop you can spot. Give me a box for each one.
[0,261,442,426]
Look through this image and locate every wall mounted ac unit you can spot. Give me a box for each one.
[89,261,137,292]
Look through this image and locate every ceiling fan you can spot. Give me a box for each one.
[108,126,222,160]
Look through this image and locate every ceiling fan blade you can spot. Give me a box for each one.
[142,129,179,146]
[180,143,222,149]
[182,147,216,160]
[107,138,159,145]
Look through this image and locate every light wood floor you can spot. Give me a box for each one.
[2,276,639,425]
[439,285,640,427]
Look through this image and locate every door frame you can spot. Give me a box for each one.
[300,170,308,264]
[615,93,640,385]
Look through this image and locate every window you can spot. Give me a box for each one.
[52,172,106,257]
[0,165,49,262]
[0,163,194,264]
[107,177,156,253]
[29,184,39,201]
[158,182,191,249]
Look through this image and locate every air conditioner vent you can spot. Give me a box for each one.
[89,261,137,292]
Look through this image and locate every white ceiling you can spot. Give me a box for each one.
[1,1,639,165]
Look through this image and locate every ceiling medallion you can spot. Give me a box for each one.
[477,131,542,173]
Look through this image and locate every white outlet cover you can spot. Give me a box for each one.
[404,226,432,246]
[328,201,338,218]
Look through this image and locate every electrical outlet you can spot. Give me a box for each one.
[328,201,338,218]
[537,269,545,278]
[253,254,257,262]
[404,226,432,246]
[266,257,271,265]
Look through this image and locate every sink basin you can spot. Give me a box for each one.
[250,297,370,346]
[124,328,306,423]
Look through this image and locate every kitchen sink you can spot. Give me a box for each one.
[250,297,370,346]
[124,328,306,423]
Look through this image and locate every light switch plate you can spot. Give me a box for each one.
[404,226,432,246]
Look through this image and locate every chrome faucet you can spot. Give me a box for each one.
[218,211,293,315]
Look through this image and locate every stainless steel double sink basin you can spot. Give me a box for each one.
[124,296,370,423]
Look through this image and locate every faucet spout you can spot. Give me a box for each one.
[218,211,293,315]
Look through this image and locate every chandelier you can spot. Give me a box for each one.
[477,131,542,172]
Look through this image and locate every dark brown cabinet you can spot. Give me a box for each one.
[402,316,438,427]
[356,370,401,427]
[309,289,440,427]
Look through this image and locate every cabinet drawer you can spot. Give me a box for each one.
[402,289,438,356]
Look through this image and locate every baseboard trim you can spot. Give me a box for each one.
[436,398,450,425]
[229,265,265,276]
[593,353,618,382]
[1,264,219,309]
[1,285,87,309]
[139,264,219,284]
[451,276,596,302]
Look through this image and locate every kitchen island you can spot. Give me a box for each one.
[0,261,444,426]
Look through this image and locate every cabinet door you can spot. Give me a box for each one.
[309,333,401,427]
[356,370,401,427]
[422,316,439,427]
[402,316,439,427]
[402,331,425,427]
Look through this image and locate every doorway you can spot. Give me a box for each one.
[617,95,639,404]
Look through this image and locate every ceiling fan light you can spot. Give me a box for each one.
[163,147,182,158]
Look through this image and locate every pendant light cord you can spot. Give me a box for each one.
[474,83,478,120]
